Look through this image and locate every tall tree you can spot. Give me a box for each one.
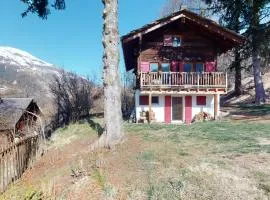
[20,0,124,147]
[204,0,245,96]
[204,0,270,103]
[100,0,124,147]
[243,0,269,103]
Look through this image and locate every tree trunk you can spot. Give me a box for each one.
[234,48,242,96]
[100,0,124,148]
[251,2,266,104]
[252,49,266,104]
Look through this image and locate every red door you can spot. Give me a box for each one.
[165,96,171,124]
[185,96,192,124]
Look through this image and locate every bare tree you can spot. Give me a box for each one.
[20,0,125,148]
[49,71,94,126]
[122,72,135,120]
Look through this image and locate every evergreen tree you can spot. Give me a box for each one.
[204,0,270,103]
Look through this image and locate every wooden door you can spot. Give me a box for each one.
[165,96,171,123]
[172,97,183,121]
[185,96,192,124]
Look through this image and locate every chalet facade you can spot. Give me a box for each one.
[0,98,41,148]
[121,9,245,124]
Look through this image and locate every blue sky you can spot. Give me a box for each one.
[0,0,166,79]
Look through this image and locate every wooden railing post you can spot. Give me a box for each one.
[197,73,199,89]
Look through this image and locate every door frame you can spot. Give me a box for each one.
[171,95,185,123]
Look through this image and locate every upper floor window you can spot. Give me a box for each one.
[150,63,159,72]
[172,36,181,47]
[184,63,193,72]
[164,35,173,46]
[195,63,204,73]
[161,63,170,72]
[164,35,181,47]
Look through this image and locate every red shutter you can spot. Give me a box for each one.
[171,61,178,72]
[165,96,171,123]
[140,62,150,72]
[185,96,192,124]
[139,96,149,105]
[197,96,206,106]
[205,61,216,72]
[179,62,184,72]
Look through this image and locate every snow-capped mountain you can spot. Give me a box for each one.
[0,47,62,109]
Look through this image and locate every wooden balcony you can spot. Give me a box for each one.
[140,72,227,92]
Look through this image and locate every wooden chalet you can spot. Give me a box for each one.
[121,9,245,124]
[0,98,41,148]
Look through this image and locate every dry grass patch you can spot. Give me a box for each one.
[1,119,270,199]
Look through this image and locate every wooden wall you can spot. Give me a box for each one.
[137,21,218,73]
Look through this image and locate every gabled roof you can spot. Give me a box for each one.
[121,9,246,71]
[121,9,246,44]
[0,98,37,130]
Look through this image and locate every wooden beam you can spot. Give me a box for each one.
[149,93,152,123]
[214,94,218,120]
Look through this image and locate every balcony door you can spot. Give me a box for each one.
[172,97,183,121]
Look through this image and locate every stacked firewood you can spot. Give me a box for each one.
[192,112,213,122]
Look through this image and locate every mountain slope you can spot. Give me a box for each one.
[0,46,61,111]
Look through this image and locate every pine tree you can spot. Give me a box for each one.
[204,0,270,103]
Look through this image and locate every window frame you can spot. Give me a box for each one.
[172,35,182,47]
[195,62,205,73]
[184,62,193,72]
[161,63,170,72]
[150,63,159,72]
[151,96,159,105]
[196,96,207,106]
[139,96,149,106]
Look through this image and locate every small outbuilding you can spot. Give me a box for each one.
[0,98,41,148]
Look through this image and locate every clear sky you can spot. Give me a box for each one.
[0,0,166,79]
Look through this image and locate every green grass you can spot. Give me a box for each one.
[2,119,270,199]
[50,119,98,148]
[237,104,270,116]
[126,120,270,154]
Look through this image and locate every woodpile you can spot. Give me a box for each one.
[192,112,213,122]
[138,110,156,123]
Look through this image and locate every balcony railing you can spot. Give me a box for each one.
[140,72,227,89]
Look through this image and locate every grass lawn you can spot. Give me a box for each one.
[1,119,270,199]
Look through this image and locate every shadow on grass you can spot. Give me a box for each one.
[86,118,104,137]
[230,104,270,117]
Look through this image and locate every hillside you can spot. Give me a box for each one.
[0,47,61,109]
[222,72,270,105]
[1,116,270,199]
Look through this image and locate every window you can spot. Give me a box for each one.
[164,35,181,47]
[184,63,193,72]
[152,96,159,104]
[161,63,170,72]
[172,36,181,47]
[164,35,173,46]
[150,63,159,72]
[139,96,149,105]
[197,96,206,106]
[195,63,204,73]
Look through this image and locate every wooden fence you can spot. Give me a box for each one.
[0,135,41,193]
